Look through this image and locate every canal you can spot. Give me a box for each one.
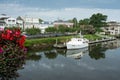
[2,40,120,80]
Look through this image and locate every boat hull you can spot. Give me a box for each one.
[66,43,88,49]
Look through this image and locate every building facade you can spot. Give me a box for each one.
[0,14,9,28]
[5,17,16,27]
[0,14,17,28]
[102,21,120,35]
[16,16,41,31]
[40,21,53,33]
[23,17,39,28]
[16,16,24,29]
[53,20,73,28]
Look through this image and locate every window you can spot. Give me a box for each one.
[12,20,15,22]
[8,20,11,22]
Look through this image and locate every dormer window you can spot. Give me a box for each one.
[12,20,15,22]
[8,20,11,22]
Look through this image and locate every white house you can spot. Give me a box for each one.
[40,21,53,33]
[102,21,120,35]
[16,16,54,33]
[16,16,24,30]
[22,16,39,28]
[5,17,16,27]
[53,20,73,28]
[16,16,41,30]
[0,14,17,28]
[0,14,9,28]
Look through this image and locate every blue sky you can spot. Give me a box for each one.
[0,0,120,21]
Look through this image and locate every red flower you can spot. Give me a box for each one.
[1,29,12,40]
[17,35,26,48]
[0,47,3,54]
[0,28,26,52]
[14,29,21,37]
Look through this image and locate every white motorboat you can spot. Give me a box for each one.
[66,37,89,49]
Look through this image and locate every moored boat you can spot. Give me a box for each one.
[66,37,89,49]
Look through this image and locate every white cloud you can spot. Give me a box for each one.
[86,0,117,4]
[0,3,120,22]
[26,8,120,22]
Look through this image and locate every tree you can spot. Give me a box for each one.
[57,25,67,33]
[45,27,57,33]
[90,13,107,28]
[25,28,41,35]
[72,17,78,28]
[79,18,90,25]
[80,25,95,34]
[39,18,43,24]
[79,18,95,34]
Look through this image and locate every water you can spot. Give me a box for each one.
[1,40,120,80]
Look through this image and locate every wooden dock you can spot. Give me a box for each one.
[53,38,116,48]
[53,39,67,49]
[53,44,66,49]
[89,38,116,44]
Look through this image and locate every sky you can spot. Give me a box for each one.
[0,0,120,21]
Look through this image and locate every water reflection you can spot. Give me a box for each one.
[89,44,106,60]
[89,40,120,60]
[1,40,120,80]
[56,49,67,56]
[66,48,88,59]
[27,53,42,61]
[44,50,58,59]
[27,48,88,61]
[27,40,120,61]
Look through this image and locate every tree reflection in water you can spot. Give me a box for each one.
[44,50,58,59]
[26,40,119,61]
[55,49,67,56]
[0,56,26,80]
[89,44,106,60]
[89,41,118,60]
[27,53,42,61]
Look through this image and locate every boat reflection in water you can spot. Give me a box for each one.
[31,48,89,60]
[66,48,88,59]
[27,40,120,61]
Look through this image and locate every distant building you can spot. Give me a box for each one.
[0,14,17,28]
[101,21,120,35]
[40,21,53,33]
[5,17,16,27]
[0,14,9,28]
[16,16,39,29]
[53,20,73,28]
[16,16,54,33]
[16,16,24,29]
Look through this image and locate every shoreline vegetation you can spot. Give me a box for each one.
[25,34,102,51]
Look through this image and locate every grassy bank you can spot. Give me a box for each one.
[25,36,72,50]
[25,36,73,46]
[84,34,102,41]
[25,34,101,50]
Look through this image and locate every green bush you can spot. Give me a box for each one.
[84,34,102,41]
[4,26,21,30]
[25,28,41,35]
[45,25,78,33]
[45,27,57,33]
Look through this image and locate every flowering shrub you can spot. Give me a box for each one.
[0,28,26,79]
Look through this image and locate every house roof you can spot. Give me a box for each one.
[16,16,24,21]
[0,14,9,19]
